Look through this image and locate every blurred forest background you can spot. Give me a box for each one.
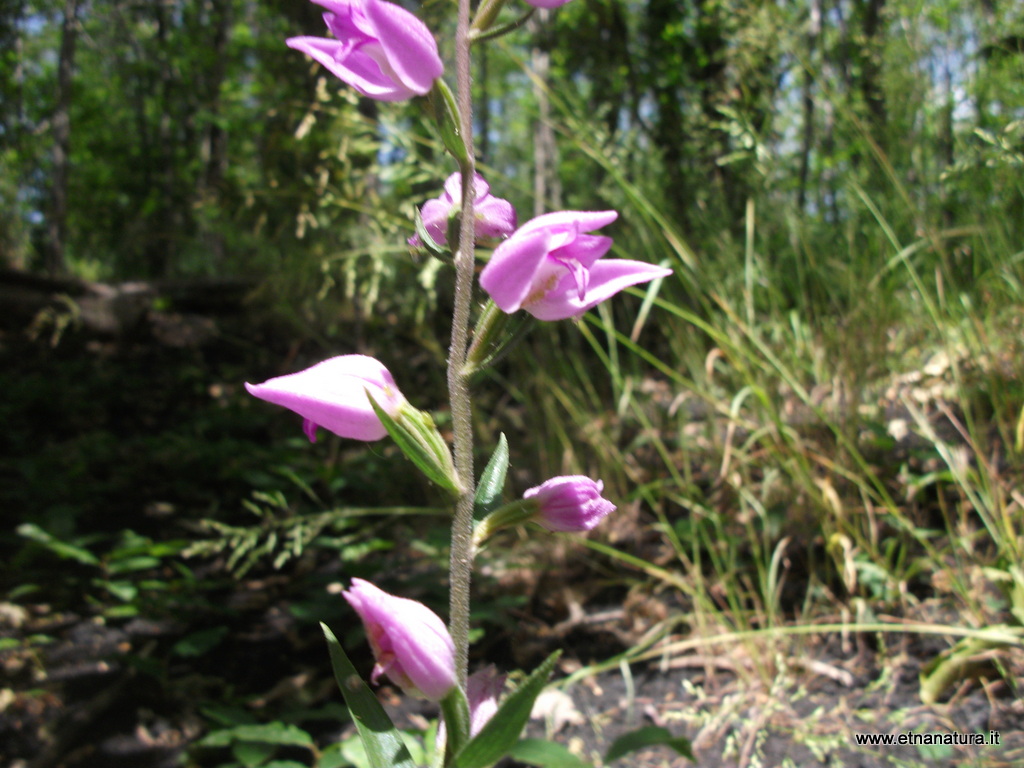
[3,0,1024,766]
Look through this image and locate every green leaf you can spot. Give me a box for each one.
[173,626,230,658]
[473,433,509,519]
[507,739,593,767]
[106,555,161,574]
[99,579,138,602]
[321,622,418,768]
[919,635,1008,705]
[470,8,536,43]
[199,722,314,749]
[463,301,536,378]
[201,704,258,727]
[318,743,353,768]
[233,739,275,767]
[454,651,561,768]
[603,726,694,763]
[16,523,100,566]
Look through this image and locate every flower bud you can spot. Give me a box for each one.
[342,579,457,701]
[465,665,505,735]
[245,354,405,442]
[524,475,616,532]
[409,172,517,249]
[438,665,504,747]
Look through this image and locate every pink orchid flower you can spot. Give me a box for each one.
[410,172,517,248]
[525,475,616,532]
[343,579,457,701]
[479,210,672,321]
[245,354,405,442]
[287,0,443,102]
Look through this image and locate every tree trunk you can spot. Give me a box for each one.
[798,0,821,212]
[196,0,233,270]
[45,0,81,276]
[858,0,887,145]
[530,10,560,217]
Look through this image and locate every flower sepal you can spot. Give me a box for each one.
[366,390,463,496]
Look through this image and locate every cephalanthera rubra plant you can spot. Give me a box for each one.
[246,0,688,765]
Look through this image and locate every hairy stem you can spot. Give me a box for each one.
[447,0,477,686]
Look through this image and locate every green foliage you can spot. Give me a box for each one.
[603,726,694,763]
[473,433,509,519]
[320,622,419,768]
[506,739,592,768]
[453,651,561,768]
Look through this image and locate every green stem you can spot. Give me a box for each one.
[447,0,477,688]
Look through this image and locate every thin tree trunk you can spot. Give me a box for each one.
[859,0,887,145]
[45,0,81,276]
[196,0,232,269]
[530,10,560,217]
[798,0,821,213]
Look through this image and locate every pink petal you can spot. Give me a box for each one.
[516,210,618,239]
[286,36,413,100]
[419,198,451,243]
[526,259,672,321]
[343,579,456,701]
[364,0,442,96]
[479,229,554,313]
[552,233,613,269]
[474,197,517,240]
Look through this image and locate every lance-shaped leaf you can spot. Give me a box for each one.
[604,725,694,763]
[473,433,509,519]
[453,651,561,768]
[412,204,453,262]
[507,738,593,767]
[321,622,418,768]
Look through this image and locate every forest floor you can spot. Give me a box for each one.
[5,577,1024,768]
[2,293,1024,768]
